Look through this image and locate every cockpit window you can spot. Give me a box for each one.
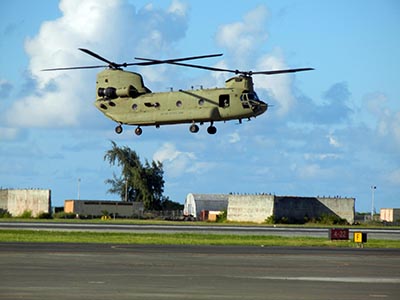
[247,93,259,101]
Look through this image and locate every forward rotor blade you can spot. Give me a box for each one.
[133,53,223,66]
[42,65,108,71]
[78,48,120,68]
[135,58,314,76]
[134,58,237,73]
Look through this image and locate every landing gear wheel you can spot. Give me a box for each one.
[207,126,217,135]
[115,125,123,134]
[189,124,199,133]
[134,127,143,136]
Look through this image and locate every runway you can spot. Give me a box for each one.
[1,221,399,239]
[1,243,399,299]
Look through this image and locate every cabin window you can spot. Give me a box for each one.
[132,103,138,110]
[219,94,230,108]
[198,99,205,106]
[176,100,182,107]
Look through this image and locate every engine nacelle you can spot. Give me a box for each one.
[97,85,138,99]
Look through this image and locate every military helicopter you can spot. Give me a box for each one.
[43,48,313,135]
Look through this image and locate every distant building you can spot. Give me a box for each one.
[64,200,144,218]
[183,193,229,220]
[0,189,51,217]
[380,208,400,223]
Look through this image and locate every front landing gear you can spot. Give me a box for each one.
[207,125,217,135]
[189,123,199,133]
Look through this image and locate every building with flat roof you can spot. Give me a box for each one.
[64,200,144,218]
[380,208,400,223]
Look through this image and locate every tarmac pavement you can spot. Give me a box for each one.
[0,243,399,300]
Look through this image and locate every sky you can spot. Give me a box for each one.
[0,0,399,213]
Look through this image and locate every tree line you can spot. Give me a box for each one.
[104,141,182,210]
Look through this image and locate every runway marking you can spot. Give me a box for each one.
[232,276,400,284]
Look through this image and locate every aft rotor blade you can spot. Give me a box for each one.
[133,53,223,66]
[252,68,314,75]
[78,48,120,68]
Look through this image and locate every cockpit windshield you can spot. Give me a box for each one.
[247,92,259,101]
[241,92,260,102]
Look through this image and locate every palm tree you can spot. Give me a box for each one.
[104,141,165,210]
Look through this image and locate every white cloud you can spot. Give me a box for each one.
[228,132,241,143]
[327,133,341,148]
[215,5,268,65]
[364,92,400,149]
[0,79,13,98]
[4,0,189,128]
[153,142,216,178]
[215,6,298,117]
[253,50,295,116]
[153,143,195,177]
[167,0,188,16]
[387,169,400,186]
[0,127,20,140]
[304,153,340,161]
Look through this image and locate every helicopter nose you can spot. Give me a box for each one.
[256,101,268,115]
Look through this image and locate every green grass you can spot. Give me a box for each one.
[1,230,399,248]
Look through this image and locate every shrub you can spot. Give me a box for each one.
[37,212,52,219]
[0,209,12,218]
[265,215,277,224]
[19,210,33,219]
[316,214,348,225]
[216,210,227,223]
[53,212,77,219]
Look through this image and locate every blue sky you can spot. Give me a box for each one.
[1,0,399,213]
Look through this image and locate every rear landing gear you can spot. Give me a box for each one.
[115,125,123,134]
[189,124,199,133]
[134,127,142,136]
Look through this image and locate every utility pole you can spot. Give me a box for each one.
[77,178,81,200]
[125,177,128,202]
[371,186,376,220]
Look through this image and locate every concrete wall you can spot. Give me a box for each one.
[227,195,274,223]
[184,193,355,224]
[317,197,355,224]
[273,196,355,224]
[227,195,355,224]
[64,200,144,217]
[0,189,51,217]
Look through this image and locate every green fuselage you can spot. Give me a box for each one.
[94,69,268,127]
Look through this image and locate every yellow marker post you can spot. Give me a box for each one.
[354,232,367,247]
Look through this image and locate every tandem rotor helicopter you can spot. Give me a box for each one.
[43,48,313,135]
